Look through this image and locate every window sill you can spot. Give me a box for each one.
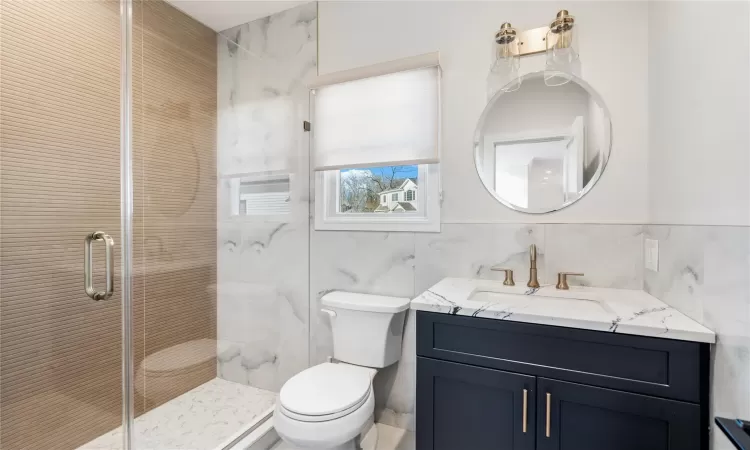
[314,216,441,233]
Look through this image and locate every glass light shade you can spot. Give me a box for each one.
[487,42,521,99]
[544,28,580,87]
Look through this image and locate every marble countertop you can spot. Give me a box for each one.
[411,278,715,343]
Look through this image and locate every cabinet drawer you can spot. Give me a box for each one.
[417,311,709,403]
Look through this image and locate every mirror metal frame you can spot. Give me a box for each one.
[473,71,613,214]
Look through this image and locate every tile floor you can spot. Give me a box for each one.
[271,423,415,450]
[79,378,276,450]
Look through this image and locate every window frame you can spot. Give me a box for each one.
[315,164,440,232]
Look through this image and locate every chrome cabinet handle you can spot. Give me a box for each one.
[545,392,551,438]
[84,231,115,300]
[522,389,528,433]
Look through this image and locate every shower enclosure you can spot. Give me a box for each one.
[0,1,314,448]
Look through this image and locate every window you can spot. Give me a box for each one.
[317,163,438,231]
[339,165,416,213]
[311,53,441,232]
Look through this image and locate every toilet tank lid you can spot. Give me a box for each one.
[321,291,411,313]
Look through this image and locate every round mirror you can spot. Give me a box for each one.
[474,71,612,213]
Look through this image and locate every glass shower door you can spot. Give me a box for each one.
[0,1,129,448]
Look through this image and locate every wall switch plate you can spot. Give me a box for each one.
[645,239,659,272]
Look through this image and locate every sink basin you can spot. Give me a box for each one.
[468,285,616,317]
[472,282,605,301]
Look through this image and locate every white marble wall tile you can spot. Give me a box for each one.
[216,2,316,394]
[217,2,316,179]
[643,226,706,322]
[414,224,545,294]
[544,224,644,289]
[217,221,309,392]
[644,225,750,450]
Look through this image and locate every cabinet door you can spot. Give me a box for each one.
[536,378,702,450]
[417,357,536,450]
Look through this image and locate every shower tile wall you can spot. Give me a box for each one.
[216,2,317,392]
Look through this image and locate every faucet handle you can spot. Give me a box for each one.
[556,272,584,290]
[491,266,515,286]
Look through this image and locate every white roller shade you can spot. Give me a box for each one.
[311,54,440,171]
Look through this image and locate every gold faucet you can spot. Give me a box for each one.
[528,244,540,288]
[556,272,584,290]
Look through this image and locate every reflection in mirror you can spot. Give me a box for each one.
[475,72,611,213]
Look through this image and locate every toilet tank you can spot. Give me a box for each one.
[321,292,410,368]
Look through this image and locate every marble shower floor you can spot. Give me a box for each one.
[78,378,276,450]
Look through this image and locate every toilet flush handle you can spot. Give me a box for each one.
[321,308,337,319]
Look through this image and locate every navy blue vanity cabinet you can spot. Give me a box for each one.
[416,311,711,450]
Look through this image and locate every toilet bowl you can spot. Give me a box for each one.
[274,362,376,450]
[273,292,410,450]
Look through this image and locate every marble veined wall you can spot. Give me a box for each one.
[644,226,750,450]
[216,2,316,392]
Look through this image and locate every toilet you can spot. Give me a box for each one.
[273,291,410,450]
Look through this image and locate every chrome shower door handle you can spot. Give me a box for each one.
[84,231,115,300]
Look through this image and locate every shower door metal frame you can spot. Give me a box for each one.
[120,0,135,448]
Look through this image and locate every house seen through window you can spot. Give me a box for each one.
[339,165,418,213]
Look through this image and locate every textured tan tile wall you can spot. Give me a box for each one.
[0,0,217,448]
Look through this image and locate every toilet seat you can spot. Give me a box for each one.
[274,386,375,449]
[278,363,375,423]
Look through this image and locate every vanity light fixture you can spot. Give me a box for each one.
[487,9,581,94]
[545,10,580,86]
[487,22,521,99]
